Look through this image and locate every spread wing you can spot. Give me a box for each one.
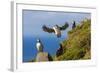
[42,25,55,33]
[59,22,69,30]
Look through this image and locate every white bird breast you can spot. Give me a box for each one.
[53,27,61,35]
[36,43,42,51]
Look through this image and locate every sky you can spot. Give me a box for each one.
[22,10,91,38]
[22,10,91,62]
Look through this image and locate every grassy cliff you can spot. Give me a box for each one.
[56,19,91,60]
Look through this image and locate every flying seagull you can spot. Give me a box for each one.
[36,39,43,52]
[42,22,69,38]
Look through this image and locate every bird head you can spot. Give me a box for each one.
[54,25,59,29]
[37,39,40,42]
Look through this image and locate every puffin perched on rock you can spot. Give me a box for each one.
[36,39,53,61]
[36,39,43,52]
[42,22,69,38]
[56,44,63,57]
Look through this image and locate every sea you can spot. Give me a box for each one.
[23,36,67,62]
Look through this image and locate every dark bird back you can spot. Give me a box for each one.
[72,21,76,29]
[56,44,63,57]
[48,53,53,61]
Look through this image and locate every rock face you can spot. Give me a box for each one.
[56,19,91,60]
[36,52,53,62]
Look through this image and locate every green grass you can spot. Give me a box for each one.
[56,19,91,60]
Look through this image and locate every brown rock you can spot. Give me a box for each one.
[36,52,49,62]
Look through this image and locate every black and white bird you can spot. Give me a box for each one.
[72,21,76,29]
[42,22,69,38]
[56,44,63,57]
[36,39,43,52]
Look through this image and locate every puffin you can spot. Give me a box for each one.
[36,39,53,61]
[72,21,76,29]
[36,39,43,52]
[56,44,63,57]
[42,22,69,38]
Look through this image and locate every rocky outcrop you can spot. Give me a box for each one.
[36,52,53,62]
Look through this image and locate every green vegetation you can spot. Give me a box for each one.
[56,19,91,60]
[29,19,91,62]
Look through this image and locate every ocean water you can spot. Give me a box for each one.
[22,10,91,62]
[23,36,66,62]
